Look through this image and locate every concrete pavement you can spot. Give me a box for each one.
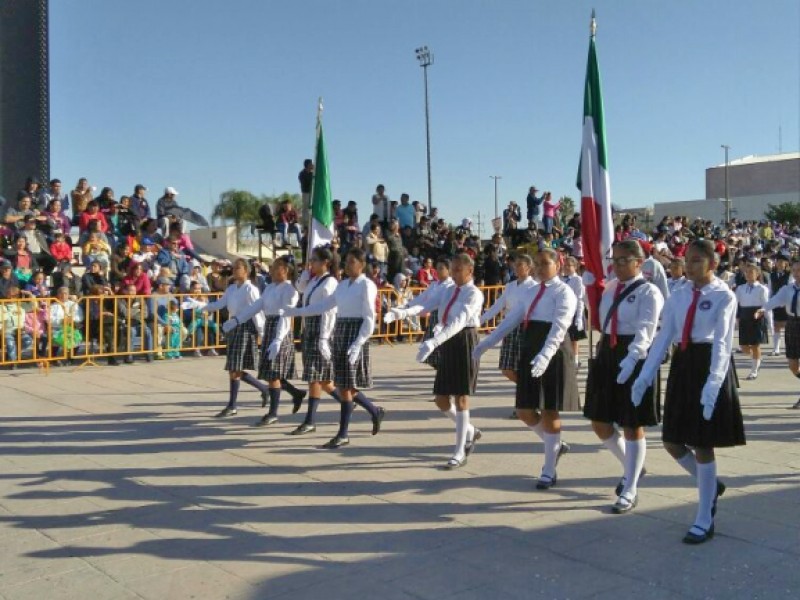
[0,343,798,599]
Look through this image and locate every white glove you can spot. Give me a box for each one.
[616,356,638,385]
[471,340,489,362]
[416,340,436,363]
[347,343,362,366]
[575,317,584,331]
[432,324,443,337]
[700,383,717,421]
[383,307,405,324]
[319,338,331,361]
[631,377,647,407]
[199,305,210,314]
[267,339,281,361]
[221,319,237,334]
[530,354,549,378]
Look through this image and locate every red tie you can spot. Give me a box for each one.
[441,287,461,325]
[681,288,702,351]
[523,284,547,330]
[610,282,624,348]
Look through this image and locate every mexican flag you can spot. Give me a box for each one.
[576,25,614,331]
[309,118,334,249]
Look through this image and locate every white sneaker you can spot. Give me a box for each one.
[769,351,780,357]
[745,370,758,380]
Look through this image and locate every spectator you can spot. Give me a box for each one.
[541,192,560,234]
[395,194,415,229]
[83,232,112,272]
[118,283,153,363]
[258,201,276,234]
[482,244,503,286]
[41,198,72,243]
[182,281,219,355]
[156,237,191,291]
[70,178,94,224]
[81,260,110,295]
[189,263,210,292]
[24,270,49,297]
[362,213,381,239]
[207,259,229,293]
[18,177,41,205]
[385,220,406,284]
[116,196,140,246]
[4,194,40,229]
[78,201,109,238]
[130,184,151,221]
[85,284,125,365]
[0,259,19,298]
[110,244,132,286]
[503,201,521,237]
[121,261,152,296]
[51,262,81,298]
[5,235,39,282]
[95,187,116,213]
[405,245,422,275]
[391,273,420,334]
[365,222,389,275]
[162,299,185,359]
[49,286,84,359]
[526,186,543,228]
[37,179,70,214]
[18,216,56,274]
[275,198,301,244]
[372,184,391,228]
[156,186,183,235]
[0,285,33,365]
[417,257,438,287]
[298,158,314,222]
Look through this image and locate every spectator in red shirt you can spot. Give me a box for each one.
[78,201,109,236]
[49,231,73,264]
[121,261,152,296]
[416,257,439,287]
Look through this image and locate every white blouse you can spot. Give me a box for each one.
[404,277,455,316]
[291,274,376,348]
[639,277,736,397]
[479,277,577,364]
[763,282,800,318]
[480,276,535,324]
[598,275,664,361]
[428,280,484,347]
[561,274,585,324]
[734,282,769,308]
[205,281,265,334]
[236,280,299,344]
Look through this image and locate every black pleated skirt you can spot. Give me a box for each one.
[516,320,580,412]
[301,315,335,382]
[738,307,766,345]
[662,342,745,448]
[332,318,372,389]
[433,327,478,396]
[258,315,296,381]
[584,334,661,427]
[224,320,259,372]
[785,317,800,359]
[422,310,440,369]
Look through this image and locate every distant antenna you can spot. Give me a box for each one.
[778,124,783,153]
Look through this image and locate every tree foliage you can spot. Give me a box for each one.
[558,196,575,221]
[764,202,800,226]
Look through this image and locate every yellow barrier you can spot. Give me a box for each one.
[0,284,509,370]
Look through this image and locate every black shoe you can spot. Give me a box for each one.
[255,415,278,427]
[108,358,120,366]
[320,436,349,449]
[215,407,238,418]
[371,407,386,435]
[712,480,726,517]
[291,390,308,414]
[611,494,638,514]
[290,423,316,436]
[145,354,153,363]
[261,391,268,408]
[465,429,482,456]
[683,523,714,544]
[555,441,570,466]
[791,398,800,410]
[615,467,648,497]
[444,455,467,470]
[536,474,557,490]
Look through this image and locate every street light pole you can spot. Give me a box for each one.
[490,175,502,219]
[416,46,434,215]
[721,144,731,225]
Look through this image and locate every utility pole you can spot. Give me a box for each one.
[721,144,731,225]
[489,175,502,219]
[415,46,434,214]
[472,211,484,241]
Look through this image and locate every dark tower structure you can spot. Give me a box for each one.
[0,0,50,204]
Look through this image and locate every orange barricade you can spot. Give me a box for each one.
[0,285,510,371]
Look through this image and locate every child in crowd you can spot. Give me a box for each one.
[83,232,112,272]
[24,271,49,297]
[163,299,185,359]
[49,231,73,264]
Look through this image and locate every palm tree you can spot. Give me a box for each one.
[558,196,576,222]
[212,189,262,252]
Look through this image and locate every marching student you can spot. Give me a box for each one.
[384,257,454,369]
[290,247,343,435]
[584,240,664,513]
[561,255,586,368]
[632,240,743,544]
[201,258,269,418]
[735,263,769,380]
[285,247,386,448]
[223,256,299,426]
[415,253,484,469]
[767,254,792,356]
[667,258,687,295]
[473,248,579,489]
[757,258,800,409]
[478,253,535,382]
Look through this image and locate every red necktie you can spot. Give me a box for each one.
[441,287,461,325]
[609,282,624,348]
[681,288,702,351]
[523,284,547,330]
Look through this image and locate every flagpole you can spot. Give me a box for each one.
[305,97,323,265]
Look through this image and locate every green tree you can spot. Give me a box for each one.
[212,189,262,252]
[764,202,800,226]
[558,195,575,222]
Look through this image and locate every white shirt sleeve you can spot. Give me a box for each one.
[203,287,230,313]
[248,284,265,335]
[536,285,576,363]
[273,285,299,344]
[705,291,736,396]
[352,281,377,349]
[291,293,337,317]
[625,285,664,362]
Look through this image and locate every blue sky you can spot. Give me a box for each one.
[51,0,799,231]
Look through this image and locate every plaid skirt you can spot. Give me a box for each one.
[332,317,372,389]
[301,316,335,382]
[258,315,296,381]
[224,320,259,372]
[422,309,440,369]
[662,342,745,448]
[786,317,800,359]
[498,324,522,370]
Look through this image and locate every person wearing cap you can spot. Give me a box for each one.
[526,186,543,229]
[157,187,182,235]
[131,185,151,221]
[156,236,192,292]
[0,259,20,299]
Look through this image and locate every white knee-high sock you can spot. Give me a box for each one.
[528,421,545,442]
[676,451,698,478]
[693,461,717,531]
[752,357,761,372]
[541,431,561,478]
[622,439,647,497]
[454,410,470,459]
[443,405,474,439]
[773,330,781,353]
[602,430,626,467]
